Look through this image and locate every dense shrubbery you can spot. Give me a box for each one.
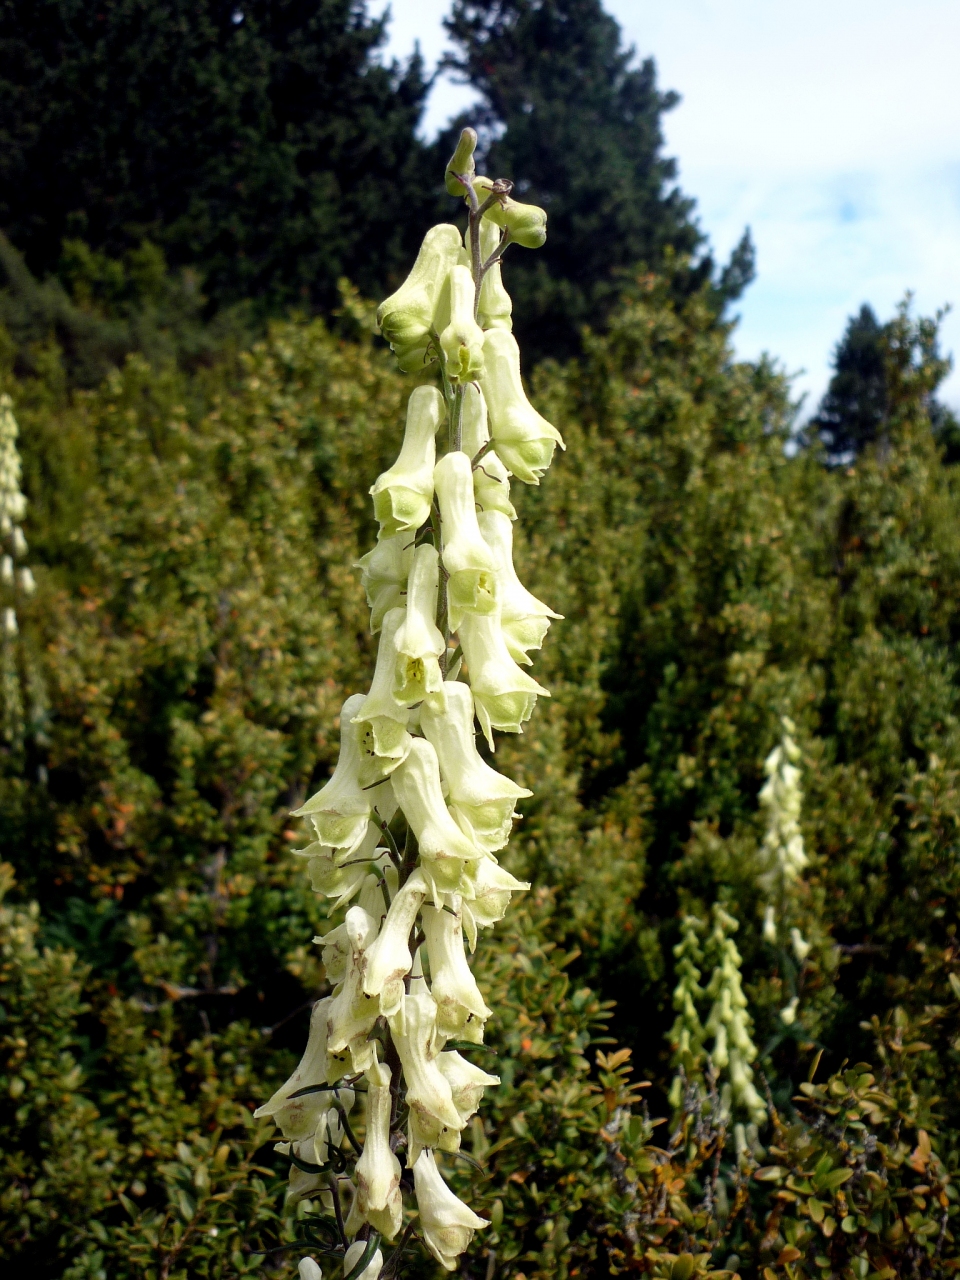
[2,260,960,1276]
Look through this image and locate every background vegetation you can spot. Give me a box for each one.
[1,1,959,1277]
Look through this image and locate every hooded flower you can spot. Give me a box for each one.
[437,264,485,383]
[355,534,414,634]
[303,835,395,911]
[299,1259,323,1280]
[436,1050,500,1125]
[255,997,341,1122]
[389,991,463,1138]
[420,681,530,853]
[434,451,498,631]
[460,383,516,521]
[458,610,549,749]
[294,695,378,856]
[459,858,530,950]
[370,386,444,539]
[351,609,413,767]
[275,1086,355,1173]
[325,906,382,1074]
[390,737,483,898]
[355,1059,403,1241]
[477,330,564,484]
[790,927,812,962]
[421,902,491,1038]
[393,544,446,709]
[469,217,512,333]
[297,784,396,866]
[377,224,462,371]
[362,868,429,1016]
[317,918,354,986]
[413,1149,488,1271]
[478,509,562,665]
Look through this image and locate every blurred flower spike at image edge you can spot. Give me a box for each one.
[253,126,561,1278]
[0,392,42,754]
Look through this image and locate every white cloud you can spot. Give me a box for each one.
[376,0,960,411]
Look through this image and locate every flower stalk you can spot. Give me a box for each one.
[0,393,43,752]
[258,129,559,1277]
[757,715,812,1024]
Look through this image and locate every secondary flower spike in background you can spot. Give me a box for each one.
[255,127,561,1278]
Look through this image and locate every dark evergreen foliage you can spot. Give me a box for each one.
[810,304,890,460]
[811,301,958,463]
[3,265,960,1274]
[0,0,435,314]
[442,0,753,360]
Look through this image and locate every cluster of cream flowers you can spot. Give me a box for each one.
[668,905,766,1128]
[0,393,34,638]
[257,130,562,1279]
[0,393,38,750]
[757,716,811,1024]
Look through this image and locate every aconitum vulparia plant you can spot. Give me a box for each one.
[0,393,37,750]
[255,129,563,1279]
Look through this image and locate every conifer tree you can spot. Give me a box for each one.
[443,0,754,360]
[810,304,889,461]
[0,0,435,314]
[811,301,958,463]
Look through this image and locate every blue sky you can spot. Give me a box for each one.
[372,0,960,416]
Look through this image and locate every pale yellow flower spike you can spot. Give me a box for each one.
[267,126,557,1279]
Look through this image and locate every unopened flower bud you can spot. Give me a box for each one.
[472,177,547,250]
[478,330,564,484]
[342,1240,384,1280]
[445,127,478,197]
[299,1258,323,1280]
[370,386,443,539]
